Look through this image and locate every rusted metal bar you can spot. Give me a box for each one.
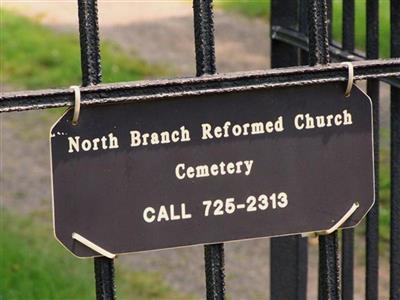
[193,1,225,299]
[271,26,364,62]
[78,0,102,86]
[309,1,341,299]
[366,1,380,299]
[94,256,116,300]
[1,59,399,114]
[308,0,330,66]
[271,25,400,87]
[77,1,116,299]
[341,1,356,299]
[193,0,216,77]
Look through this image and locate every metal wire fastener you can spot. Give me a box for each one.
[70,85,81,125]
[302,202,360,237]
[72,233,116,259]
[341,62,354,97]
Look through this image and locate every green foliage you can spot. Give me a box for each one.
[0,211,194,300]
[0,9,167,90]
[0,13,189,299]
[0,213,94,299]
[217,0,270,18]
[379,142,391,244]
[216,0,391,57]
[331,0,391,57]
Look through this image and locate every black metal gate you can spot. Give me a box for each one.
[1,0,399,299]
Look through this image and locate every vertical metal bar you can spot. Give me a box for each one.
[270,1,308,300]
[299,0,309,65]
[193,1,224,299]
[203,244,225,300]
[271,236,308,300]
[342,0,355,52]
[193,0,216,77]
[308,0,340,299]
[326,0,333,44]
[77,1,116,299]
[308,0,330,66]
[271,0,301,67]
[390,2,400,299]
[318,235,340,300]
[318,234,340,300]
[341,2,355,299]
[78,0,102,86]
[341,230,354,300]
[94,257,116,300]
[366,1,380,299]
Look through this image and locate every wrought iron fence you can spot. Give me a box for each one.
[1,0,399,299]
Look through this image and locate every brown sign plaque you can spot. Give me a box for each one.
[50,83,374,258]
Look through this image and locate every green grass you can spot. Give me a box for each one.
[0,11,191,300]
[379,138,391,244]
[216,0,391,57]
[331,0,391,58]
[0,211,194,300]
[216,0,271,19]
[0,9,168,90]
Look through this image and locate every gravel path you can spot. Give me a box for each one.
[1,3,391,299]
[4,1,269,76]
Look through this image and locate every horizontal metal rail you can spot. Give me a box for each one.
[271,26,400,88]
[1,59,399,113]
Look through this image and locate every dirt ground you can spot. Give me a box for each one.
[0,2,392,299]
[3,1,269,75]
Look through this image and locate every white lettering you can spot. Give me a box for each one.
[108,133,119,149]
[143,207,156,223]
[81,140,91,151]
[130,126,191,147]
[157,206,169,222]
[68,136,80,153]
[143,204,192,223]
[294,115,304,130]
[68,134,119,153]
[181,203,192,219]
[295,110,353,130]
[202,123,213,140]
[175,160,254,180]
[170,205,181,221]
[243,160,254,176]
[343,110,353,125]
[130,130,141,147]
[175,164,186,180]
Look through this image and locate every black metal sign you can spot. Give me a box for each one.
[50,82,374,258]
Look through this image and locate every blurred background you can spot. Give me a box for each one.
[0,1,393,299]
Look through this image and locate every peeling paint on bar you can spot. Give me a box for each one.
[1,60,399,114]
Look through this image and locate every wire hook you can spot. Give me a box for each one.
[72,233,116,259]
[70,85,81,125]
[341,62,354,97]
[302,202,360,238]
